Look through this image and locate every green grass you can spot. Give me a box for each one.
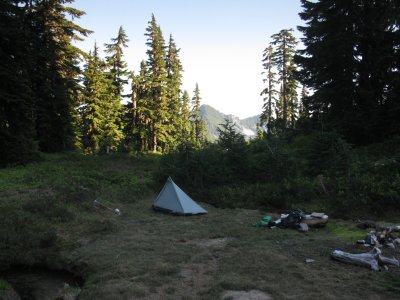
[327,222,366,242]
[381,272,400,294]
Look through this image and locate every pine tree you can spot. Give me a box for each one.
[260,45,278,132]
[104,26,130,99]
[81,44,109,154]
[145,14,169,152]
[103,26,129,152]
[297,0,359,138]
[190,83,206,147]
[0,0,37,166]
[125,61,152,151]
[29,0,91,152]
[165,34,184,151]
[299,85,308,119]
[217,119,246,151]
[270,29,298,128]
[353,0,400,141]
[179,90,192,145]
[296,0,399,142]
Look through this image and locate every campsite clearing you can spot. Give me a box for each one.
[66,201,400,300]
[0,153,399,299]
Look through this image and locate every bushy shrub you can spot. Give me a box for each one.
[158,130,400,217]
[0,202,58,270]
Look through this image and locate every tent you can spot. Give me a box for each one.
[153,177,207,215]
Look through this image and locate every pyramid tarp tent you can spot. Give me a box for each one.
[153,177,207,215]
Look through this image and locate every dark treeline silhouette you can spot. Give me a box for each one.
[296,0,399,144]
[0,0,90,166]
[1,0,398,182]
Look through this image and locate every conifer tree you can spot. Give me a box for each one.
[270,29,298,128]
[1,0,90,164]
[103,26,129,151]
[145,14,169,152]
[190,83,206,147]
[29,0,90,152]
[260,45,278,132]
[0,0,37,166]
[81,44,109,154]
[179,90,192,145]
[296,0,358,137]
[165,34,184,151]
[104,26,130,99]
[125,61,152,151]
[296,0,399,142]
[299,85,308,119]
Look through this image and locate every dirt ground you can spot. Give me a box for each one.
[61,199,400,300]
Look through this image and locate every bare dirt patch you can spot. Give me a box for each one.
[190,237,233,249]
[221,289,273,300]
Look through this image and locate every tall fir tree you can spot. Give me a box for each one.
[104,26,130,99]
[29,0,90,152]
[165,34,184,151]
[296,0,399,143]
[81,44,109,154]
[190,83,206,147]
[260,45,278,132]
[103,26,129,151]
[145,14,169,152]
[179,90,192,145]
[0,0,90,165]
[0,0,37,166]
[125,61,152,151]
[270,29,298,129]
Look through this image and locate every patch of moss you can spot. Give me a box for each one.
[327,222,366,241]
[0,279,11,291]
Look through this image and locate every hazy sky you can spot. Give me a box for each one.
[73,0,304,119]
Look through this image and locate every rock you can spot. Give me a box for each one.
[298,222,309,232]
[305,258,315,263]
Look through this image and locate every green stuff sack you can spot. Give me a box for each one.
[253,215,272,227]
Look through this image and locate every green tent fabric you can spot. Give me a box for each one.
[153,177,207,215]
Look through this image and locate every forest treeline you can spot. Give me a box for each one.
[0,1,206,167]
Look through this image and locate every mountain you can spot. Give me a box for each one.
[199,104,260,141]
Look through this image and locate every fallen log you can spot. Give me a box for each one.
[331,249,380,271]
[331,247,400,271]
[378,255,400,267]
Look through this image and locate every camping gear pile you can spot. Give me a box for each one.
[254,210,329,232]
[356,225,400,249]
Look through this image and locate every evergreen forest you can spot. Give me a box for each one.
[1,0,399,215]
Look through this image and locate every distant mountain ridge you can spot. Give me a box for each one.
[199,104,260,141]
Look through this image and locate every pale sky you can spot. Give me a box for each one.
[73,0,303,119]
